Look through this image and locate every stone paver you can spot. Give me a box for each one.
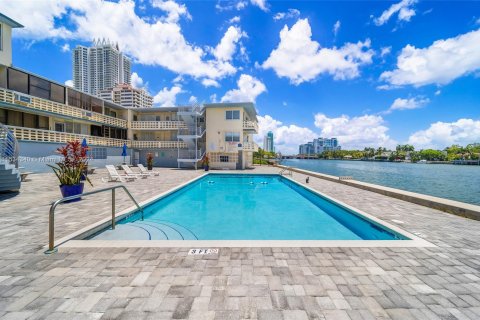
[0,166,479,319]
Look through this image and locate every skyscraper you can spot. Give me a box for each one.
[73,39,131,95]
[263,131,274,152]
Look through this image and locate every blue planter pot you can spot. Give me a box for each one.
[59,183,84,202]
[204,165,209,171]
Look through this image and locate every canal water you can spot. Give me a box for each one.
[281,159,480,205]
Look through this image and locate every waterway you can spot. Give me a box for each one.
[281,159,480,205]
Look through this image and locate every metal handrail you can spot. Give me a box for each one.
[0,123,19,168]
[46,185,144,254]
[279,166,293,176]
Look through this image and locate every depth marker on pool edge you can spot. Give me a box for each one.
[188,248,219,255]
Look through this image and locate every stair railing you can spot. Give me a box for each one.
[0,123,19,168]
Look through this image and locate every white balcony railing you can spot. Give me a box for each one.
[243,142,259,152]
[243,120,258,132]
[0,88,128,128]
[130,121,186,130]
[7,126,128,148]
[131,140,187,149]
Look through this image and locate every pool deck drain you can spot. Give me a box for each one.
[0,166,479,319]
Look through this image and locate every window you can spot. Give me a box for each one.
[90,147,107,160]
[226,110,240,120]
[29,76,50,100]
[38,115,49,130]
[7,68,29,94]
[220,155,229,162]
[23,113,36,128]
[7,110,22,126]
[225,132,240,142]
[55,123,65,132]
[0,109,6,124]
[50,83,65,104]
[156,116,161,121]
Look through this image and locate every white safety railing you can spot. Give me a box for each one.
[131,140,187,149]
[130,121,187,130]
[0,88,127,128]
[7,126,128,148]
[243,120,258,132]
[243,142,259,152]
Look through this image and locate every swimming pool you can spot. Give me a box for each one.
[89,174,409,241]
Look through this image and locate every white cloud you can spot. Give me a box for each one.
[188,95,197,104]
[229,16,241,24]
[282,101,287,106]
[373,0,417,26]
[255,115,317,154]
[435,89,441,96]
[216,0,266,11]
[273,9,300,21]
[476,17,480,25]
[250,0,268,11]
[385,96,429,114]
[380,29,480,87]
[151,0,191,23]
[2,0,240,82]
[262,19,374,85]
[408,118,480,149]
[131,72,144,89]
[221,74,266,103]
[210,93,217,103]
[153,86,183,107]
[60,43,70,52]
[201,79,220,88]
[212,26,247,62]
[314,114,396,149]
[380,46,392,57]
[333,20,341,37]
[64,79,73,87]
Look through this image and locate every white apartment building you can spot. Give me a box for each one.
[0,13,23,67]
[0,14,258,172]
[98,83,153,109]
[73,39,131,95]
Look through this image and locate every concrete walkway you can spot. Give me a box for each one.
[0,166,479,319]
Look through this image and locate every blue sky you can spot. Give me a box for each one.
[3,0,480,153]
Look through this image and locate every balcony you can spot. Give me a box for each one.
[7,126,128,147]
[242,142,259,152]
[243,120,258,133]
[131,140,187,149]
[130,121,186,130]
[0,88,128,128]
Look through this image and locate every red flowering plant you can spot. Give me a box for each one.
[48,141,92,186]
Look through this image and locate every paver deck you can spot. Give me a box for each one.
[0,166,479,319]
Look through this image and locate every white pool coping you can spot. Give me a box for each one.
[54,172,435,251]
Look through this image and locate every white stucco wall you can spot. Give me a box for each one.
[0,22,13,66]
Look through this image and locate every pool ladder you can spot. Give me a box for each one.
[279,166,293,176]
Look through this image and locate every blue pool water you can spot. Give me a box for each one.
[90,174,407,241]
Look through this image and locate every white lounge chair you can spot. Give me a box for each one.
[103,165,136,182]
[137,164,160,176]
[121,165,148,179]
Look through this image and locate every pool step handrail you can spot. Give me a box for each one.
[46,185,144,254]
[279,166,293,176]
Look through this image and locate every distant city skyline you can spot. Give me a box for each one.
[3,0,480,153]
[299,137,341,155]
